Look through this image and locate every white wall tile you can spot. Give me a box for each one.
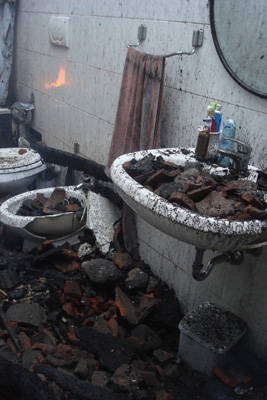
[121,0,209,24]
[19,0,71,14]
[70,0,122,18]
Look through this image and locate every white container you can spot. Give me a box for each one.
[178,303,247,375]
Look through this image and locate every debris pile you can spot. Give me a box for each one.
[17,188,82,216]
[124,155,267,220]
[0,228,206,400]
[0,223,266,398]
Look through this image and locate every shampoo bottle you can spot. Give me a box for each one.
[207,103,216,132]
[214,104,222,132]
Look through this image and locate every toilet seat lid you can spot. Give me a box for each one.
[0,148,43,173]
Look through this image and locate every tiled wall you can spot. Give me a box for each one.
[15,0,267,357]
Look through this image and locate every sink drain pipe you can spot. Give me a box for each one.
[192,248,244,281]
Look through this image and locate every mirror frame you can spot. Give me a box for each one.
[210,0,267,99]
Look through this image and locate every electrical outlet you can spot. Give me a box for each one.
[49,16,70,48]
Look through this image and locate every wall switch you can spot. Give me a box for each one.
[49,16,70,48]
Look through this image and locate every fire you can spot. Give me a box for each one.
[45,66,66,88]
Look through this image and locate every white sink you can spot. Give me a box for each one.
[0,186,87,241]
[110,148,267,252]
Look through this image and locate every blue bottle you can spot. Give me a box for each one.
[217,119,236,167]
[214,104,222,132]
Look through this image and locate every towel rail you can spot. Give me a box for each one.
[128,26,204,57]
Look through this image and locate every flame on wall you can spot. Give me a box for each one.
[45,66,66,88]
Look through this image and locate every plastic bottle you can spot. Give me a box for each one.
[203,117,212,132]
[207,103,216,132]
[214,104,222,132]
[209,101,217,109]
[217,119,236,167]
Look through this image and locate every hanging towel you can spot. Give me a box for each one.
[107,47,165,169]
[107,47,165,259]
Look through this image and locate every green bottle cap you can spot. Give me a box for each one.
[209,101,217,109]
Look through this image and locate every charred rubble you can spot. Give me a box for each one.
[124,154,267,220]
[0,223,266,399]
[0,225,208,400]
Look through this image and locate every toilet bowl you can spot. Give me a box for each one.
[0,147,46,194]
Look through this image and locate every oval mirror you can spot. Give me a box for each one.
[210,0,267,98]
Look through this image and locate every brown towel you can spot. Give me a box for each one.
[107,48,165,259]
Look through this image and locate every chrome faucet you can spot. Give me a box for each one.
[217,138,252,175]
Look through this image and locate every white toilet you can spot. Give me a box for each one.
[0,147,46,194]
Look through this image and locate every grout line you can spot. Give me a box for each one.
[140,237,189,275]
[164,85,267,116]
[31,124,106,162]
[118,16,209,26]
[16,81,115,127]
[19,10,209,25]
[15,47,122,77]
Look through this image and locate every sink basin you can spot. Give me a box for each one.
[0,186,87,241]
[110,148,267,252]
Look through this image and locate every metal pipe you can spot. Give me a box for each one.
[192,248,244,281]
[164,47,196,58]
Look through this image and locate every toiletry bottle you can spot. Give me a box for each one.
[209,101,217,110]
[195,127,209,160]
[203,117,212,132]
[207,103,216,132]
[214,104,222,132]
[217,119,236,167]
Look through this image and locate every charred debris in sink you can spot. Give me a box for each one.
[124,154,267,281]
[0,225,212,400]
[124,154,267,221]
[17,188,83,217]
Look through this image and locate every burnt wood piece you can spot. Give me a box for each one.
[245,206,267,219]
[123,154,155,177]
[154,182,184,198]
[82,179,123,209]
[34,364,127,400]
[241,191,265,209]
[0,248,32,270]
[144,169,179,189]
[32,247,65,267]
[169,192,196,211]
[32,143,110,182]
[257,171,267,191]
[77,327,136,372]
[0,357,55,400]
[0,303,23,352]
[0,269,20,290]
[187,185,213,202]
